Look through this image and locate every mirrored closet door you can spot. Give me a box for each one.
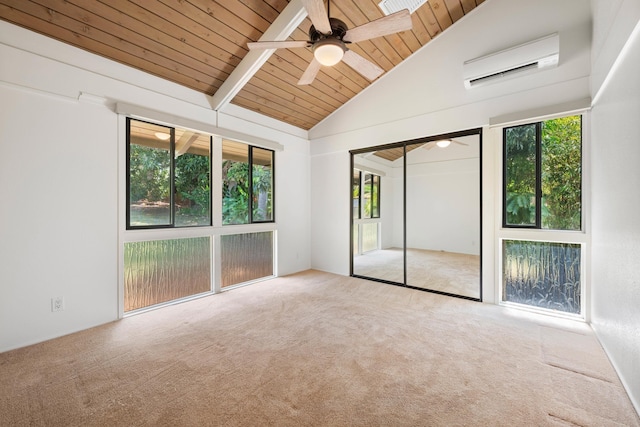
[350,129,482,301]
[352,145,404,283]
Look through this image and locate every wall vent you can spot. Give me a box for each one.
[463,33,560,89]
[378,0,427,15]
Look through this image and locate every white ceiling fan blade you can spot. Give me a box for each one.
[343,10,412,43]
[301,0,332,35]
[247,40,309,50]
[342,50,384,81]
[298,58,322,85]
[452,139,469,146]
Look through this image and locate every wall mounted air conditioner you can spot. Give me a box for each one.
[463,33,559,89]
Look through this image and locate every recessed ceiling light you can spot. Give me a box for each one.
[378,0,427,15]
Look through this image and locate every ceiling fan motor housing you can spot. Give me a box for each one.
[309,17,348,41]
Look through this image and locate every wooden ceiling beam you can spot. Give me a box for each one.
[210,0,307,111]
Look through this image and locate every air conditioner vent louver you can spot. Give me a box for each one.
[467,62,539,86]
[378,0,427,15]
[463,33,559,89]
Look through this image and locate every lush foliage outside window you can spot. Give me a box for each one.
[175,153,211,226]
[353,170,361,219]
[362,173,381,219]
[504,124,536,226]
[371,175,380,218]
[129,143,171,226]
[222,140,274,225]
[504,115,582,230]
[127,118,211,228]
[252,147,274,222]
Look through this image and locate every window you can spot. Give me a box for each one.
[353,170,361,219]
[503,115,582,230]
[502,240,581,314]
[124,237,211,312]
[221,232,274,288]
[127,118,211,229]
[352,170,381,255]
[356,172,381,219]
[501,114,584,316]
[222,140,274,225]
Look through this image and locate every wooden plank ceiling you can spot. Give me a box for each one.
[0,0,484,130]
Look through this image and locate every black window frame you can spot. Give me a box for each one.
[248,145,276,224]
[352,170,362,220]
[359,171,381,220]
[502,115,582,230]
[126,117,213,230]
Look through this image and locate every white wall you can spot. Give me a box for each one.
[404,138,481,255]
[406,159,480,255]
[590,0,640,414]
[0,21,311,352]
[275,139,311,276]
[310,152,350,274]
[0,83,118,352]
[310,0,592,281]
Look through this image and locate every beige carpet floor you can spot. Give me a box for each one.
[1,270,638,426]
[354,248,480,298]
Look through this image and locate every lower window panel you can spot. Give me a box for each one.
[361,223,379,253]
[502,240,581,314]
[221,231,274,288]
[124,237,211,312]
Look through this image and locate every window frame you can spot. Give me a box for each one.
[353,170,361,220]
[126,117,213,230]
[359,171,381,220]
[248,145,276,224]
[502,115,583,231]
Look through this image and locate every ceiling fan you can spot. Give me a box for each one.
[247,0,413,85]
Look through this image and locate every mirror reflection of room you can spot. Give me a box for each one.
[352,132,481,300]
[352,146,404,284]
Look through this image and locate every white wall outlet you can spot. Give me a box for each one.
[51,297,64,312]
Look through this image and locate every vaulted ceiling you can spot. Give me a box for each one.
[0,0,485,130]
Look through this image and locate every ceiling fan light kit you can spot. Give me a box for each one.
[436,139,451,148]
[313,39,346,66]
[310,17,348,66]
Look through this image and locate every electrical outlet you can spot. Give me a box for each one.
[51,297,64,312]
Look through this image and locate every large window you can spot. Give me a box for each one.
[222,140,274,225]
[503,115,582,230]
[127,118,211,229]
[124,119,278,312]
[501,114,584,316]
